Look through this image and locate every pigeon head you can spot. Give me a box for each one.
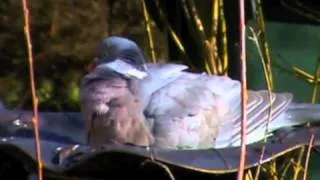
[90,36,148,72]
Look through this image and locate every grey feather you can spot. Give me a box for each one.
[79,66,154,148]
[86,36,320,150]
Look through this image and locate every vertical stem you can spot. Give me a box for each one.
[219,0,229,75]
[303,135,314,180]
[211,0,219,44]
[141,0,157,63]
[183,0,215,74]
[154,0,193,68]
[21,0,43,179]
[256,0,273,89]
[50,1,59,37]
[311,59,320,103]
[293,148,305,180]
[238,0,247,179]
[300,58,320,180]
[210,0,220,74]
[248,27,273,180]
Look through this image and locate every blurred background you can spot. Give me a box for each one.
[0,0,320,111]
[1,0,320,179]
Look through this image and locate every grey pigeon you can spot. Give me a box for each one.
[79,65,154,148]
[83,36,320,150]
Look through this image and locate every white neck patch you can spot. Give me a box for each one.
[100,59,148,79]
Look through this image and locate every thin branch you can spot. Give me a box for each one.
[280,157,295,179]
[303,135,315,180]
[300,57,320,180]
[219,0,229,75]
[248,27,273,180]
[281,0,320,23]
[255,0,274,89]
[311,59,320,103]
[273,54,320,84]
[21,0,43,179]
[154,0,194,68]
[295,0,320,17]
[293,147,305,180]
[141,159,176,180]
[238,0,248,179]
[180,0,214,74]
[141,0,157,63]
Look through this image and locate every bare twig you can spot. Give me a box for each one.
[255,0,274,89]
[141,159,176,180]
[181,0,214,74]
[219,0,229,75]
[280,157,295,179]
[269,161,279,179]
[294,58,320,180]
[21,0,43,179]
[281,0,320,23]
[311,59,320,103]
[273,54,320,84]
[140,0,157,63]
[188,0,223,75]
[245,170,254,180]
[300,57,320,180]
[291,148,305,180]
[248,27,274,180]
[295,0,320,17]
[209,0,220,74]
[303,135,315,180]
[238,0,248,179]
[154,0,193,68]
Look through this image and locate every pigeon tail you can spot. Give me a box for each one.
[273,103,320,130]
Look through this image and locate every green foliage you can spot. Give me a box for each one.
[0,74,24,104]
[247,20,320,180]
[0,0,167,110]
[247,21,320,102]
[38,78,54,104]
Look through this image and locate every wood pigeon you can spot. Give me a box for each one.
[80,36,320,150]
[79,64,154,148]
